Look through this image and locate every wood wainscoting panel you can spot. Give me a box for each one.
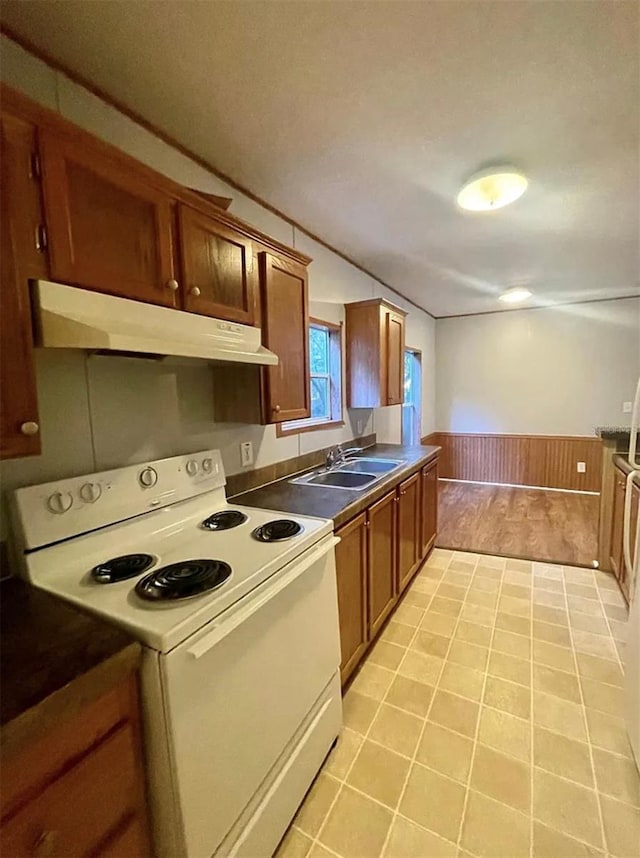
[424,433,603,493]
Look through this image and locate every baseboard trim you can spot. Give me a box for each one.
[433,542,600,570]
[439,478,600,497]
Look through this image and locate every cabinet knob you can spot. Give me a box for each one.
[20,421,39,436]
[189,286,201,297]
[273,405,281,413]
[166,278,180,291]
[33,830,58,857]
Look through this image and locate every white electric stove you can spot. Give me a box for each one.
[12,450,343,858]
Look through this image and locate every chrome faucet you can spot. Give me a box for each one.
[325,445,364,469]
[325,445,343,469]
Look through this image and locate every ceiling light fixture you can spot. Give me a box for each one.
[498,287,533,304]
[457,166,528,212]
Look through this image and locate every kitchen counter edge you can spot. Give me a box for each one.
[233,443,441,529]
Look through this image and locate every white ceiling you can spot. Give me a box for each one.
[2,0,639,317]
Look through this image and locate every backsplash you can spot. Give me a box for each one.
[0,348,377,542]
[226,434,377,497]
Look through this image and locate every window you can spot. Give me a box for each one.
[402,348,422,445]
[278,318,343,435]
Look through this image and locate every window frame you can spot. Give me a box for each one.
[277,317,344,437]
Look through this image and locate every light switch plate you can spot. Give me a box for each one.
[240,441,254,467]
[577,461,586,473]
[623,401,633,413]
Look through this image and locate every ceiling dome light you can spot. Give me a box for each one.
[457,167,528,212]
[499,287,532,304]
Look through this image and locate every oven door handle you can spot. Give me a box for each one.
[187,536,340,659]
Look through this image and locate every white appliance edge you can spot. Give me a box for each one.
[624,374,640,771]
[142,534,342,857]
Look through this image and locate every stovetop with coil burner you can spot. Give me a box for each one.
[13,450,333,651]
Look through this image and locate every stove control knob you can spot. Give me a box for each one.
[202,457,214,474]
[79,482,102,503]
[47,491,73,515]
[186,459,199,476]
[139,466,158,489]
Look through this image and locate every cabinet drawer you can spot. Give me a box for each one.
[1,723,138,858]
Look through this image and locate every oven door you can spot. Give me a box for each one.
[159,535,341,858]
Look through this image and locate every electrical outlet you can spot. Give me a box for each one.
[623,401,633,414]
[577,461,586,473]
[240,441,253,467]
[356,419,363,435]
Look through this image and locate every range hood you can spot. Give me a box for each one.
[31,280,278,366]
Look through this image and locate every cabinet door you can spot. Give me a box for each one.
[385,309,404,405]
[39,129,176,306]
[397,473,421,594]
[0,113,46,459]
[609,470,626,582]
[335,513,368,685]
[619,481,639,603]
[178,205,256,324]
[259,252,310,423]
[367,490,398,637]
[420,459,439,558]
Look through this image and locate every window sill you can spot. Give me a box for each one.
[276,419,345,438]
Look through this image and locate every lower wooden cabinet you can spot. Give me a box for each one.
[367,490,398,638]
[609,466,639,602]
[0,672,151,858]
[334,457,439,686]
[335,513,369,685]
[398,472,421,595]
[420,459,438,557]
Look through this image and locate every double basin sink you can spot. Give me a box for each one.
[290,457,403,491]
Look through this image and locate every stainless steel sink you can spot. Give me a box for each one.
[337,457,402,474]
[293,470,379,490]
[289,455,404,491]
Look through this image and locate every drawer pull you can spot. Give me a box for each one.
[189,286,201,297]
[166,278,179,292]
[33,830,57,857]
[20,421,39,436]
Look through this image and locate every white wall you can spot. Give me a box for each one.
[436,297,640,435]
[0,36,436,540]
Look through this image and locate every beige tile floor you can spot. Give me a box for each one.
[277,549,640,858]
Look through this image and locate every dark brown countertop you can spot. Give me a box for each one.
[613,454,640,487]
[234,443,440,529]
[1,577,137,733]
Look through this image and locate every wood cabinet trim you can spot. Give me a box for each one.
[344,297,408,316]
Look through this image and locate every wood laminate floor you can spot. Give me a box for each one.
[437,480,600,568]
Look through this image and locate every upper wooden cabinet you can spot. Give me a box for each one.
[0,112,46,460]
[39,128,177,307]
[345,298,407,408]
[259,251,310,423]
[177,205,256,324]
